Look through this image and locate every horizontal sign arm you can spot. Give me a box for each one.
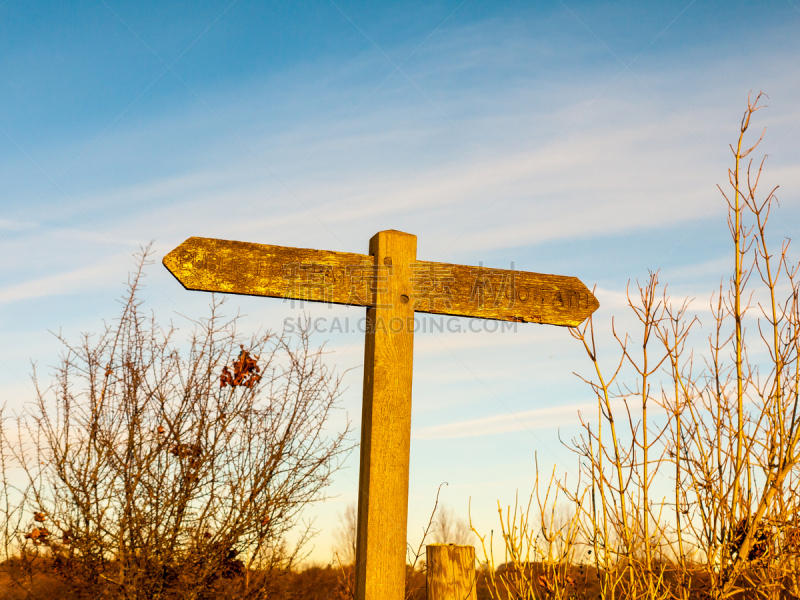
[163,236,373,307]
[163,237,599,327]
[409,260,598,327]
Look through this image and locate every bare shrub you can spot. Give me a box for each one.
[471,464,587,600]
[0,249,351,599]
[475,94,800,599]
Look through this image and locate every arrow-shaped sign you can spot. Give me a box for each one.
[163,236,598,327]
[164,231,599,600]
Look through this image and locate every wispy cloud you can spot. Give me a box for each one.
[413,395,668,440]
[413,401,595,439]
[0,219,38,232]
[0,257,123,305]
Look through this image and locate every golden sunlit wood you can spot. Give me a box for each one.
[163,236,599,326]
[426,544,477,600]
[161,229,599,599]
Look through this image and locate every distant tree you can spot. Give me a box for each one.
[331,503,357,565]
[432,504,472,546]
[1,248,352,599]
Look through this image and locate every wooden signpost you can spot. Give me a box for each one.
[164,230,598,600]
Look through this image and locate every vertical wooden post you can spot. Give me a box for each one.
[355,230,417,600]
[426,544,477,600]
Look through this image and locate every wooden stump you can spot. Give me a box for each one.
[426,544,477,600]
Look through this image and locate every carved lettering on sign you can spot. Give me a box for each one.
[410,262,455,311]
[468,269,523,309]
[345,263,374,306]
[163,238,599,327]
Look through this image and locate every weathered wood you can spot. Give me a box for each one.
[410,260,598,327]
[355,230,417,600]
[163,237,599,326]
[162,236,373,306]
[426,544,477,600]
[163,230,601,600]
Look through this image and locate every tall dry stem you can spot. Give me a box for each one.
[473,93,800,600]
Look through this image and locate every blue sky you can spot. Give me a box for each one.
[2,0,800,563]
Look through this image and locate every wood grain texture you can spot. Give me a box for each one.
[162,236,373,307]
[163,237,599,327]
[163,232,600,599]
[355,230,417,600]
[410,260,599,327]
[426,544,477,600]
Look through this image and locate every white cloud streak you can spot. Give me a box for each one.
[0,256,124,304]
